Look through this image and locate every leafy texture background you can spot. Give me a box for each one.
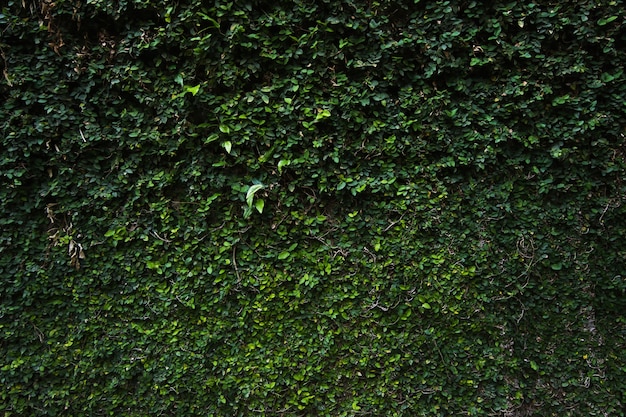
[1,1,625,415]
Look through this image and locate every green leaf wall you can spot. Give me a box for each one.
[1,0,625,415]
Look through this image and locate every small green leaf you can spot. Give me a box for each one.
[205,133,219,144]
[184,84,200,96]
[598,15,618,26]
[257,153,271,164]
[255,198,264,214]
[277,251,290,260]
[222,141,232,154]
[146,260,160,270]
[243,205,253,219]
[552,95,570,106]
[315,108,332,120]
[219,124,231,134]
[277,159,290,173]
[198,12,221,28]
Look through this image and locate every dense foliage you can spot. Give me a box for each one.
[1,0,625,415]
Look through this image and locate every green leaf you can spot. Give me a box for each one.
[598,15,618,25]
[184,84,200,96]
[315,108,332,120]
[551,95,570,106]
[277,159,290,173]
[198,12,221,28]
[277,251,290,260]
[255,198,264,214]
[222,141,232,154]
[205,133,219,144]
[246,183,265,207]
[146,260,160,270]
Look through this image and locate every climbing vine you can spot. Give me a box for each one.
[1,0,625,415]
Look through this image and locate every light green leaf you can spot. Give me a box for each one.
[222,141,232,154]
[530,360,540,371]
[204,133,219,144]
[315,108,332,120]
[184,84,200,96]
[277,159,290,173]
[246,184,265,207]
[255,198,264,214]
[277,251,290,260]
[146,260,160,270]
[351,400,361,411]
[598,16,617,26]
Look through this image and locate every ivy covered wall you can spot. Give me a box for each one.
[1,0,625,415]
